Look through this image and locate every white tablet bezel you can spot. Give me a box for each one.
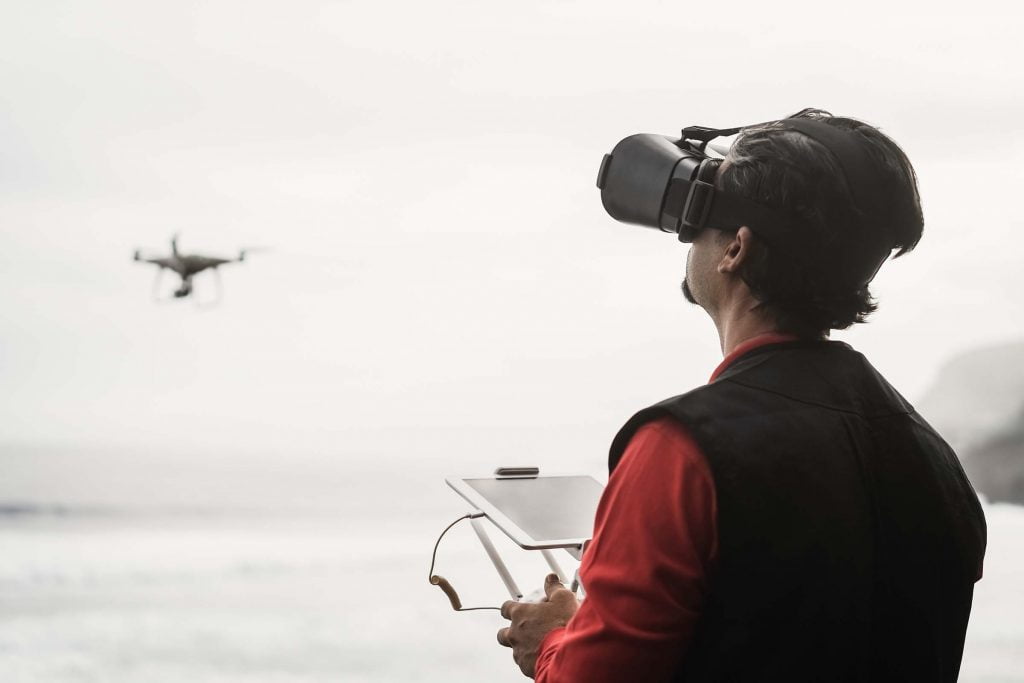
[446,474,602,551]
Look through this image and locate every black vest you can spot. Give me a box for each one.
[609,341,986,682]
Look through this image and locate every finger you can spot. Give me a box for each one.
[496,626,512,648]
[500,599,518,620]
[544,572,566,599]
[549,587,578,608]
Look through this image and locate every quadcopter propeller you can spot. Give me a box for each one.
[237,246,272,262]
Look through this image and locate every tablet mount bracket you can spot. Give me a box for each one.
[429,467,589,612]
[467,512,579,600]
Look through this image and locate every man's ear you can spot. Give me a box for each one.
[718,226,755,274]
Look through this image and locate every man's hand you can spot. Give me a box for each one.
[497,573,579,678]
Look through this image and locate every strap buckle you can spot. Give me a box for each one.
[680,126,723,142]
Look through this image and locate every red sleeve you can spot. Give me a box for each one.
[535,417,719,682]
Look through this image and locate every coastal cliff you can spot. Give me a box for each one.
[916,341,1024,504]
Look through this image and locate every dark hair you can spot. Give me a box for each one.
[717,108,924,336]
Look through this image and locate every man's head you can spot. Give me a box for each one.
[682,108,924,337]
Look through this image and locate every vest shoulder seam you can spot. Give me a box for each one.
[721,377,914,419]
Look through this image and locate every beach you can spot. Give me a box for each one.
[1,444,1020,682]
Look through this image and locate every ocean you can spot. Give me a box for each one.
[1,443,1021,682]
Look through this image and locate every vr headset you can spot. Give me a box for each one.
[595,115,892,287]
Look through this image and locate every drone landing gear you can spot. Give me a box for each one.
[193,269,223,309]
[151,268,171,304]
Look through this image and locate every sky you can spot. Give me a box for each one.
[2,0,1023,468]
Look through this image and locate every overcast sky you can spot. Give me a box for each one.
[2,0,1022,467]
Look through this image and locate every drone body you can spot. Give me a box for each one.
[133,235,248,301]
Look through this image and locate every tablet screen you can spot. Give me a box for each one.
[463,476,604,543]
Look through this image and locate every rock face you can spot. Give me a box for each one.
[962,407,1024,504]
[916,340,1024,505]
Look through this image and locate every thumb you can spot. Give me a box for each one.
[544,573,566,600]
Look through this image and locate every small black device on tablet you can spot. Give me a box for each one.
[493,466,540,478]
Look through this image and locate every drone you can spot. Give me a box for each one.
[133,234,256,303]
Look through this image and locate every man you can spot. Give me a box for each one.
[496,110,987,681]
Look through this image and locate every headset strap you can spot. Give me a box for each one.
[664,161,888,289]
[679,125,743,143]
[777,119,888,218]
[662,162,795,244]
[669,118,893,287]
[681,116,887,213]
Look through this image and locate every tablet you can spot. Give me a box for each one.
[446,474,605,550]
